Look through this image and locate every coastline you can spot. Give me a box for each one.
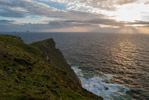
[0,34,103,100]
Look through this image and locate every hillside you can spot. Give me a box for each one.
[0,35,103,100]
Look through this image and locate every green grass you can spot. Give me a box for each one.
[0,35,103,100]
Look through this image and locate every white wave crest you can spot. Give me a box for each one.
[72,66,133,100]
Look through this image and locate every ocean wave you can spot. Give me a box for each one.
[72,66,133,100]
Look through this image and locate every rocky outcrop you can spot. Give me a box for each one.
[31,38,81,86]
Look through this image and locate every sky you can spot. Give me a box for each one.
[0,0,149,34]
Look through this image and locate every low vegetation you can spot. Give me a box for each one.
[0,35,103,100]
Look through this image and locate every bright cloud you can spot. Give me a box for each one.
[0,0,148,34]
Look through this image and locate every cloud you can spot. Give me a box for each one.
[0,0,105,21]
[0,19,148,34]
[129,21,149,25]
[144,0,149,4]
[0,0,148,34]
[0,0,64,18]
[46,0,140,11]
[0,18,134,32]
[0,19,95,32]
[0,20,15,25]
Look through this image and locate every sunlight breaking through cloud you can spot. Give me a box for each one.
[0,0,148,33]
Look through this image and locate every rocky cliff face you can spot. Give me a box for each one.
[31,38,81,86]
[0,35,103,100]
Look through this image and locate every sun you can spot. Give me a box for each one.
[108,3,149,22]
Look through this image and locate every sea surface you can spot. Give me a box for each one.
[1,32,149,100]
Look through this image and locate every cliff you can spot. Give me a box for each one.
[0,35,103,100]
[31,38,81,86]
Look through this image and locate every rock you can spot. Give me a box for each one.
[104,86,109,90]
[46,56,50,62]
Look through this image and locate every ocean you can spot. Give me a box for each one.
[1,32,149,100]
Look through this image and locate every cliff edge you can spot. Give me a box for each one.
[31,38,81,86]
[0,35,103,100]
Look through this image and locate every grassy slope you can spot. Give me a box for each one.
[31,38,81,86]
[0,35,103,100]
